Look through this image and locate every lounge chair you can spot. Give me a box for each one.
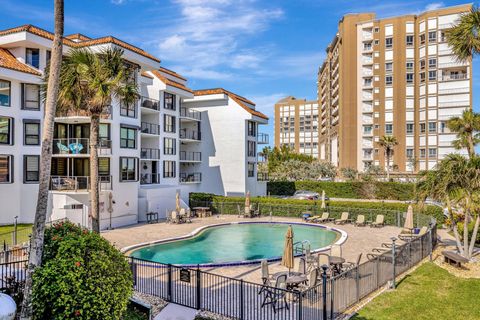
[330,244,342,258]
[334,212,350,224]
[343,253,362,270]
[370,214,385,228]
[261,274,289,313]
[354,215,366,227]
[170,210,179,224]
[308,212,330,223]
[56,142,69,154]
[398,226,428,241]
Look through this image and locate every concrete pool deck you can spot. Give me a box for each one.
[102,215,401,283]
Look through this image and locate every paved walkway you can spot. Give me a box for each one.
[153,303,196,320]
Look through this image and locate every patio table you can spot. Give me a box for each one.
[192,207,211,218]
[329,256,345,275]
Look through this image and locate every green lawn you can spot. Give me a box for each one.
[353,263,480,320]
[0,224,32,246]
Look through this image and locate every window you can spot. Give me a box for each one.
[164,114,176,133]
[248,121,257,137]
[406,35,414,46]
[428,58,437,69]
[406,73,414,84]
[428,148,437,157]
[406,123,414,134]
[22,84,40,110]
[385,75,393,85]
[120,157,138,182]
[164,137,176,155]
[374,27,379,33]
[0,117,13,145]
[0,80,11,107]
[363,43,372,51]
[363,125,373,134]
[420,72,426,83]
[440,121,447,133]
[248,162,255,177]
[99,123,110,147]
[420,60,426,70]
[120,102,137,118]
[406,148,414,158]
[428,121,437,133]
[26,48,40,68]
[420,123,426,133]
[428,70,437,81]
[385,37,393,48]
[0,155,13,183]
[428,31,437,43]
[385,124,393,135]
[163,160,176,178]
[406,61,414,71]
[374,40,379,45]
[24,121,40,145]
[248,140,256,157]
[164,92,176,110]
[419,34,425,45]
[385,62,393,72]
[99,158,110,176]
[24,155,39,183]
[420,148,426,158]
[120,126,136,149]
[46,50,51,66]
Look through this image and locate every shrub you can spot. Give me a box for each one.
[32,221,133,320]
[457,221,480,245]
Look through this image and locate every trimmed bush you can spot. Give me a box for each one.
[267,180,415,201]
[32,221,133,320]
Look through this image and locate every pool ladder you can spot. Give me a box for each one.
[293,240,311,256]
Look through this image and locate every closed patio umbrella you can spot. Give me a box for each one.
[245,191,251,215]
[281,225,294,274]
[404,205,414,231]
[176,191,181,212]
[321,190,326,209]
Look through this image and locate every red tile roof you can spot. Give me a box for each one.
[159,67,186,81]
[0,48,41,76]
[141,71,154,79]
[151,70,193,94]
[65,33,92,41]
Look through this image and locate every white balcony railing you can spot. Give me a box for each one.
[50,175,112,191]
[180,172,202,184]
[140,173,161,185]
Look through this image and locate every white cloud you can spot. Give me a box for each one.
[247,93,286,119]
[111,0,126,4]
[424,2,444,11]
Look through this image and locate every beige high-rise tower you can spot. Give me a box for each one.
[316,4,472,173]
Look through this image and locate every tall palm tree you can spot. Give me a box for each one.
[21,1,64,318]
[446,6,480,62]
[378,135,398,181]
[56,47,139,232]
[447,110,480,158]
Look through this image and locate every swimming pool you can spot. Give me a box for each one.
[129,222,346,267]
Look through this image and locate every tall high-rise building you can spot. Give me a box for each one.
[316,4,472,173]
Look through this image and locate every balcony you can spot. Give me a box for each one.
[56,105,113,121]
[438,87,469,95]
[438,100,470,108]
[257,133,269,144]
[180,129,201,141]
[180,151,202,162]
[180,172,202,184]
[140,173,161,185]
[141,122,161,135]
[53,138,112,155]
[441,74,468,81]
[50,175,112,191]
[257,172,269,181]
[180,107,201,121]
[140,96,160,111]
[438,61,469,69]
[141,148,161,159]
[257,152,266,163]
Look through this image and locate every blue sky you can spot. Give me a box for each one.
[1,0,478,144]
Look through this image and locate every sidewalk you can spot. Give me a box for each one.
[154,303,197,320]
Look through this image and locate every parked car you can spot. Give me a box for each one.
[290,190,321,200]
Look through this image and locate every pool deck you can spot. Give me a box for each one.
[102,215,401,284]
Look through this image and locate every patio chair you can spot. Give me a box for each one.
[334,212,350,224]
[370,214,385,228]
[343,253,362,270]
[297,268,319,296]
[56,142,69,154]
[237,204,243,217]
[398,226,428,241]
[185,209,193,223]
[298,257,306,274]
[250,204,261,217]
[330,244,342,258]
[259,260,275,294]
[308,212,330,223]
[354,215,366,227]
[170,210,179,224]
[305,247,317,271]
[317,253,331,272]
[261,274,289,313]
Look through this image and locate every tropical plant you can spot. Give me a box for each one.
[340,167,358,181]
[378,135,398,181]
[21,1,64,318]
[268,159,336,181]
[262,145,314,172]
[416,154,480,260]
[446,6,480,61]
[31,221,132,319]
[55,47,139,232]
[447,110,480,158]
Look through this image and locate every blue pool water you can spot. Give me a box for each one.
[130,223,339,266]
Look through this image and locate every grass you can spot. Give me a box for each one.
[353,262,480,320]
[0,224,32,246]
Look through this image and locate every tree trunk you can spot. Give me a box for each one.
[386,152,390,181]
[467,134,475,159]
[21,1,64,318]
[90,114,100,233]
[446,199,464,255]
[464,210,469,259]
[468,215,480,257]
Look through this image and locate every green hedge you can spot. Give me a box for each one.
[266,181,415,201]
[189,193,444,225]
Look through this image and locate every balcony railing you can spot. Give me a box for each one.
[257,172,269,181]
[257,153,266,163]
[438,87,469,95]
[441,74,468,81]
[180,151,202,162]
[140,173,161,185]
[438,61,468,69]
[438,100,470,108]
[140,96,160,111]
[53,138,89,155]
[257,133,269,145]
[50,175,112,191]
[180,172,202,183]
[180,129,201,141]
[180,107,201,120]
[141,148,161,159]
[141,122,161,135]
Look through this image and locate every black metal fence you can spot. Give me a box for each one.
[129,223,436,319]
[0,259,28,292]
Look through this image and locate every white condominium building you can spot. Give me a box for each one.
[0,25,268,228]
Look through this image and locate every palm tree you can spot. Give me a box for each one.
[447,110,480,158]
[56,47,139,232]
[21,1,64,318]
[446,6,480,62]
[378,135,398,181]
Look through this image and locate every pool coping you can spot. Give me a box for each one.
[123,221,348,268]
